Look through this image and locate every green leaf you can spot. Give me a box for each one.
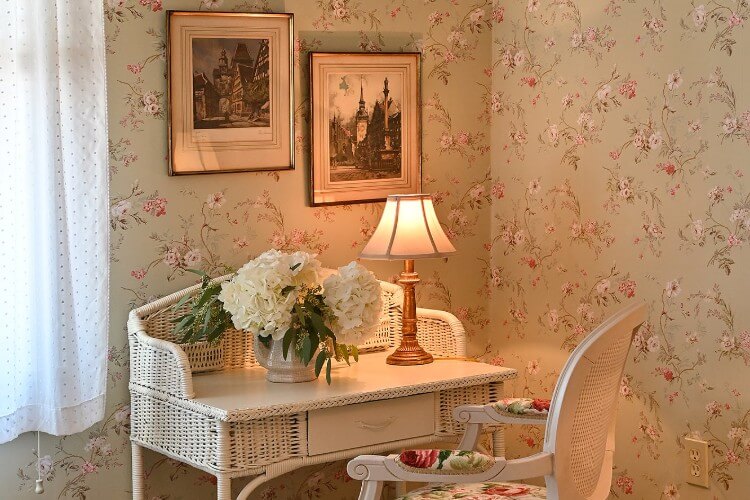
[172,293,194,311]
[172,314,195,333]
[281,285,297,296]
[206,322,225,343]
[301,335,312,365]
[325,358,332,385]
[351,345,359,362]
[196,286,216,308]
[330,335,339,356]
[290,262,301,271]
[185,268,208,277]
[337,344,350,365]
[170,312,192,324]
[202,303,213,331]
[282,328,295,360]
[314,351,327,377]
[437,450,452,469]
[258,335,271,348]
[293,303,305,322]
[308,330,320,352]
[310,313,334,338]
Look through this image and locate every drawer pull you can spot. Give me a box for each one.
[355,417,397,431]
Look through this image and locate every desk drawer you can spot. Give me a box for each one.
[307,393,435,455]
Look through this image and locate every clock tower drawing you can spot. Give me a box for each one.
[355,77,369,144]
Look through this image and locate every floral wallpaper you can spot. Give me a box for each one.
[0,0,495,499]
[1,0,748,499]
[489,1,750,499]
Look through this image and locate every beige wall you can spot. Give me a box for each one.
[2,0,748,498]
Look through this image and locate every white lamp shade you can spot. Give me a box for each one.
[360,194,457,260]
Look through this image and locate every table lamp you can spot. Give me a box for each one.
[360,194,457,365]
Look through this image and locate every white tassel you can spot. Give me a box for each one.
[35,431,44,494]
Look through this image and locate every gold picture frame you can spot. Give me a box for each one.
[167,11,294,175]
[309,52,421,206]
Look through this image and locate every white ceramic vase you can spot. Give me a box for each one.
[253,336,317,383]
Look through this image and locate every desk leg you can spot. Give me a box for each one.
[217,475,231,500]
[394,481,406,497]
[491,381,507,458]
[131,442,144,500]
[492,425,506,457]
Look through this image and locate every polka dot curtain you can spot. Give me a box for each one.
[0,0,108,443]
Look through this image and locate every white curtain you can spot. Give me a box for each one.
[0,0,109,443]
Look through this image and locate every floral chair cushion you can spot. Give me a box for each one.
[493,397,550,417]
[396,450,495,474]
[397,481,546,499]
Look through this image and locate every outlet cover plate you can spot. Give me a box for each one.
[684,437,709,488]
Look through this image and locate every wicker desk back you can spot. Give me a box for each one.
[131,271,404,373]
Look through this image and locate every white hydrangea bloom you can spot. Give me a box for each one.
[288,250,321,287]
[323,262,382,344]
[218,249,322,340]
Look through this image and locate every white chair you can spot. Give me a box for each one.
[347,301,647,500]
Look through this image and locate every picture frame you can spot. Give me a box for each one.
[309,52,421,206]
[167,11,294,175]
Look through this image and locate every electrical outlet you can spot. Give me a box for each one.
[684,437,709,488]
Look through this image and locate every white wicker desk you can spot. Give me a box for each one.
[190,351,515,419]
[127,276,517,500]
[130,351,516,500]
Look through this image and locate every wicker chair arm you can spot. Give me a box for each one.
[454,404,548,426]
[415,308,467,357]
[128,311,195,399]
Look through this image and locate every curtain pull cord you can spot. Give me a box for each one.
[35,431,44,494]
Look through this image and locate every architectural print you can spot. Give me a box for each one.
[310,52,419,205]
[192,38,270,129]
[167,12,293,174]
[328,74,402,182]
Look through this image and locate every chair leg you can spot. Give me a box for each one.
[359,480,385,500]
[131,442,144,500]
[217,474,231,500]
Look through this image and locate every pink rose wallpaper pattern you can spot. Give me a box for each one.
[490,2,750,498]
[0,0,748,499]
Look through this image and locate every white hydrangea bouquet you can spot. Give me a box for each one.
[174,249,382,383]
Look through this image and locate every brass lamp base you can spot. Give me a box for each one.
[386,345,434,365]
[387,259,434,366]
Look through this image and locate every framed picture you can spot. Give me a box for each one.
[167,11,294,175]
[309,52,421,206]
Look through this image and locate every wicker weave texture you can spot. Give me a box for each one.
[132,273,405,374]
[228,412,308,470]
[569,333,631,496]
[127,271,487,497]
[435,382,503,437]
[128,331,195,399]
[131,392,220,469]
[131,391,308,472]
[415,310,466,358]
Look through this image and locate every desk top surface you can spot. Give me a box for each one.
[190,351,517,420]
